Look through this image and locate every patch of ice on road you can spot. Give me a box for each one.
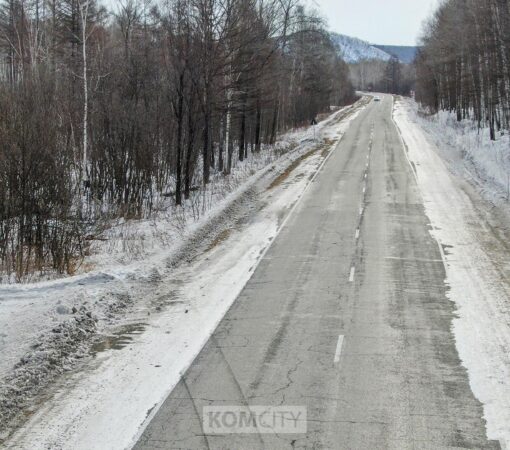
[393,97,510,448]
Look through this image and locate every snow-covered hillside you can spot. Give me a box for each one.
[331,33,391,63]
[331,33,418,64]
[374,44,418,64]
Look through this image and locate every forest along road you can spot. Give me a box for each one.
[134,96,500,450]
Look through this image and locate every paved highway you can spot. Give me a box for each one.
[134,96,500,449]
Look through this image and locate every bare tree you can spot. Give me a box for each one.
[416,0,510,139]
[0,0,356,278]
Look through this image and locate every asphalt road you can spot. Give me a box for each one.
[134,96,500,449]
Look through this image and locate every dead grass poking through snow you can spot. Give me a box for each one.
[205,229,232,252]
[268,147,320,190]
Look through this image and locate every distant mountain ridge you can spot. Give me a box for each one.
[331,33,418,64]
[373,45,418,64]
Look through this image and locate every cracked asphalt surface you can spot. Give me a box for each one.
[133,96,500,449]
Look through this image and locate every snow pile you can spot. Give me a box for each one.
[0,308,97,432]
[393,97,510,449]
[0,287,138,440]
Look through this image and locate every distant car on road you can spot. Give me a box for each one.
[374,96,381,102]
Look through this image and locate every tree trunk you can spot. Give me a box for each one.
[239,100,246,162]
[255,99,261,152]
[202,109,210,185]
[218,116,224,172]
[225,87,233,175]
[184,104,194,200]
[81,2,89,185]
[175,81,184,206]
[269,101,278,144]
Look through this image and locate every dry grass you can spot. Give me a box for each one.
[267,135,342,190]
[206,229,232,252]
[268,147,320,190]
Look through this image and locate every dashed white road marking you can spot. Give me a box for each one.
[363,186,366,194]
[364,173,367,179]
[359,207,363,215]
[355,229,360,239]
[349,266,355,282]
[334,335,345,364]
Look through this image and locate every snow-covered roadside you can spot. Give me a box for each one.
[0,100,362,383]
[405,101,510,207]
[2,99,367,449]
[393,97,510,448]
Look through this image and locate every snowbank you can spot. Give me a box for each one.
[406,102,510,206]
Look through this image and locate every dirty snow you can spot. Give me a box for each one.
[393,97,510,448]
[1,99,367,449]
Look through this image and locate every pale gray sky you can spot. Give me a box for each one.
[309,0,439,46]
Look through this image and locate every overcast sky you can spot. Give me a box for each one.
[308,0,439,46]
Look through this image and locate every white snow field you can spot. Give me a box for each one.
[394,97,510,449]
[1,99,367,449]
